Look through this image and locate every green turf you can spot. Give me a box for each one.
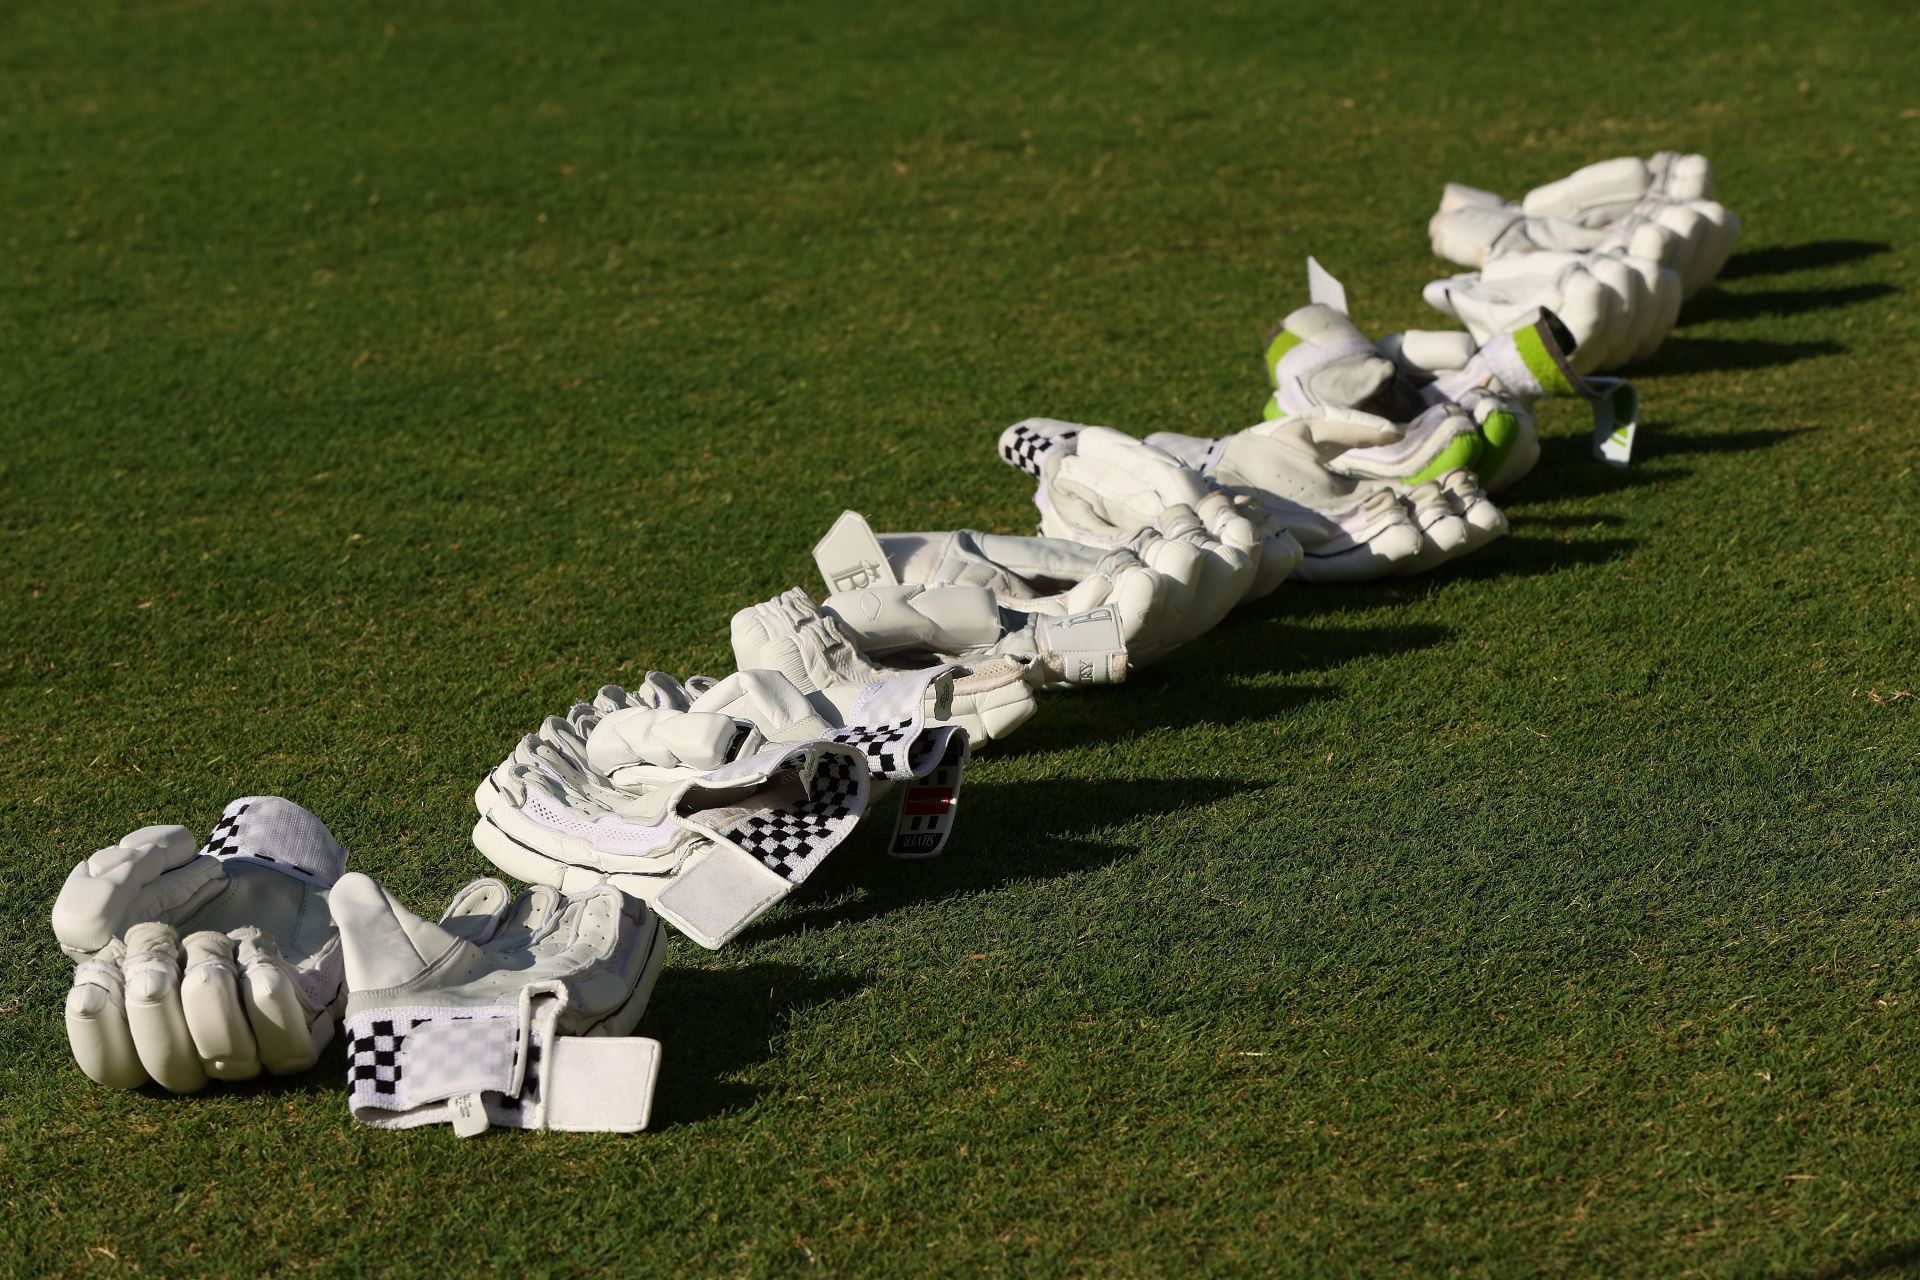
[2,0,1916,1273]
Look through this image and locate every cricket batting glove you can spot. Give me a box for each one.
[1261,303,1509,560]
[1431,152,1740,296]
[51,797,347,1092]
[812,510,1180,684]
[1260,303,1502,481]
[1423,249,1680,372]
[1000,419,1299,603]
[476,666,968,947]
[1259,301,1539,493]
[732,587,1039,745]
[335,875,665,1134]
[1146,407,1475,581]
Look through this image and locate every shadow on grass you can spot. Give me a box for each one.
[753,775,1251,943]
[1253,534,1640,617]
[1677,281,1897,327]
[989,611,1466,756]
[1651,425,1814,458]
[1635,335,1847,376]
[1441,529,1639,586]
[1799,1238,1920,1280]
[645,962,870,1126]
[1716,239,1891,280]
[1504,429,1689,506]
[1518,512,1627,529]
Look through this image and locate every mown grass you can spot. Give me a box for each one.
[1,0,1915,1274]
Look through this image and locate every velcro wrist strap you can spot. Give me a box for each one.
[541,1037,662,1132]
[201,796,347,885]
[1038,607,1128,685]
[345,1005,521,1126]
[651,842,794,950]
[998,419,1081,478]
[345,1007,662,1133]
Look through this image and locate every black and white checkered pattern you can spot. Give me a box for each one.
[347,1012,524,1116]
[732,752,864,883]
[199,803,248,858]
[826,719,917,779]
[347,1017,414,1097]
[495,1038,542,1114]
[997,420,1077,478]
[197,797,337,880]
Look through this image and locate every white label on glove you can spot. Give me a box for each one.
[814,511,899,594]
[1041,606,1128,686]
[889,735,968,859]
[451,1092,491,1138]
[1587,376,1638,467]
[1306,256,1350,316]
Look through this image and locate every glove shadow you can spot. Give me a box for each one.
[1634,335,1846,376]
[639,962,870,1127]
[1675,281,1896,327]
[1714,238,1890,281]
[738,776,1254,945]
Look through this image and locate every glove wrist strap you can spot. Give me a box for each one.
[345,995,662,1134]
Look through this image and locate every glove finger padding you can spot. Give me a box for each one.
[336,874,667,1135]
[998,420,1298,600]
[731,587,1039,745]
[53,797,348,1092]
[180,929,258,1081]
[1432,153,1737,305]
[122,922,207,1093]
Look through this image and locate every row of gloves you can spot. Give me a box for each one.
[451,234,1695,929]
[447,155,1746,935]
[54,797,666,1131]
[54,151,1738,1133]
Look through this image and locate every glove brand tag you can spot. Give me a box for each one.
[889,735,968,859]
[1043,607,1128,685]
[814,511,899,593]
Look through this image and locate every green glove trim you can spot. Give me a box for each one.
[1264,328,1303,385]
[1400,432,1484,486]
[1512,322,1581,398]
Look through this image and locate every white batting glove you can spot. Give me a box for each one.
[1431,152,1739,295]
[335,875,665,1134]
[52,797,347,1092]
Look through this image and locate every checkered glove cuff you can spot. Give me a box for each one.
[345,1004,528,1128]
[198,795,348,886]
[997,419,1079,479]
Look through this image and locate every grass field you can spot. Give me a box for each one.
[2,0,1916,1274]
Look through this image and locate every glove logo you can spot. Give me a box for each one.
[826,561,888,594]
